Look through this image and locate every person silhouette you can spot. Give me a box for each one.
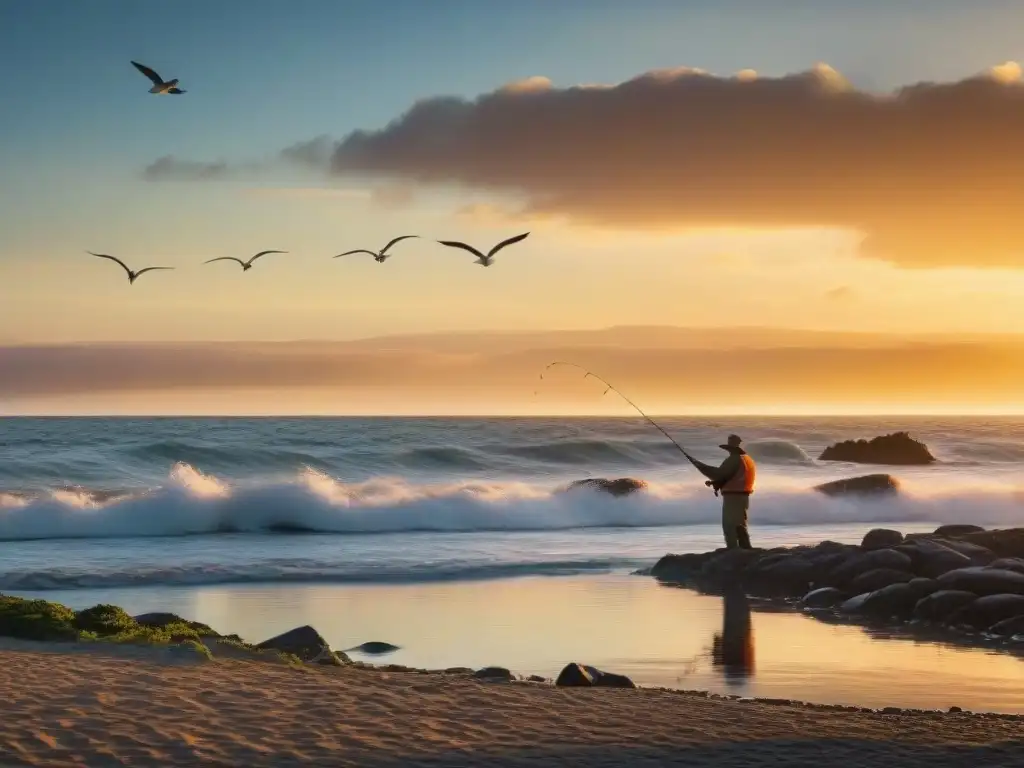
[711,586,755,686]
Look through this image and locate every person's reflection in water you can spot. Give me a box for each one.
[711,586,755,687]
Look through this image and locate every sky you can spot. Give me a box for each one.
[3,0,1024,413]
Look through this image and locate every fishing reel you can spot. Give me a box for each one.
[705,480,720,497]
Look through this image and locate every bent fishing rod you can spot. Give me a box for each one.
[540,361,706,474]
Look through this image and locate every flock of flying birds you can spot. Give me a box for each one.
[89,62,532,285]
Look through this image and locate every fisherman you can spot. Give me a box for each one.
[686,434,756,549]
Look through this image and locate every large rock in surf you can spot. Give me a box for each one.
[860,528,904,551]
[814,474,901,498]
[555,662,636,688]
[934,524,986,537]
[818,432,936,465]
[566,477,647,497]
[256,625,349,665]
[912,590,979,623]
[935,567,1024,597]
[945,594,1024,630]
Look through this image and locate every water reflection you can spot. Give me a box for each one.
[711,587,755,686]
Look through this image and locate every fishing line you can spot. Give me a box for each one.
[539,361,695,462]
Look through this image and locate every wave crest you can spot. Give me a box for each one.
[0,463,1020,541]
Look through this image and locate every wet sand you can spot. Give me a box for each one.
[1,640,1021,767]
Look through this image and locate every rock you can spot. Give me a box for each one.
[897,541,971,579]
[818,432,936,465]
[858,579,940,619]
[934,524,986,537]
[256,625,350,664]
[133,612,219,637]
[932,539,996,565]
[949,706,963,713]
[554,663,636,689]
[838,593,873,614]
[849,568,914,594]
[814,475,901,497]
[744,555,819,597]
[566,478,647,497]
[341,641,400,655]
[860,528,905,551]
[526,674,548,683]
[960,528,1024,559]
[827,549,913,587]
[912,590,979,623]
[800,587,848,609]
[650,552,711,585]
[986,615,1024,637]
[75,605,137,636]
[0,595,78,641]
[988,558,1024,575]
[946,594,1024,630]
[473,666,515,682]
[935,567,1024,597]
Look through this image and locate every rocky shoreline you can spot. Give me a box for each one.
[644,525,1024,650]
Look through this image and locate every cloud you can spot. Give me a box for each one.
[4,329,1024,413]
[317,61,1024,269]
[142,155,233,182]
[824,285,856,301]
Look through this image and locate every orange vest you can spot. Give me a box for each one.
[721,454,756,494]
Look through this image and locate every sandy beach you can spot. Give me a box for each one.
[1,641,1021,767]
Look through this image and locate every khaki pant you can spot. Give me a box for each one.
[721,493,752,549]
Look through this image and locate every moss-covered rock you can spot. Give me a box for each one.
[133,612,219,637]
[0,595,78,641]
[75,604,138,636]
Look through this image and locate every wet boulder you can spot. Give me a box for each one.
[849,568,914,595]
[935,567,1024,597]
[473,667,516,682]
[814,475,901,498]
[934,524,985,537]
[857,578,940,620]
[744,554,819,597]
[566,478,647,497]
[860,528,905,551]
[649,552,710,585]
[896,540,971,579]
[256,625,349,665]
[818,432,936,465]
[555,663,636,688]
[931,539,996,565]
[988,558,1024,575]
[800,587,848,609]
[912,590,979,623]
[838,593,873,615]
[986,615,1024,637]
[960,528,1024,559]
[827,549,913,588]
[946,594,1024,630]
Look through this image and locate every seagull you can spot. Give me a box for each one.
[333,235,418,263]
[87,252,174,284]
[204,250,288,271]
[131,60,186,94]
[437,232,530,267]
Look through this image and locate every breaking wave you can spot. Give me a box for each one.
[0,462,1020,542]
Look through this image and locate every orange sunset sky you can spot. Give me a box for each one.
[4,1,1024,415]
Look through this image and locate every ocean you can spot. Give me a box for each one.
[2,416,1024,712]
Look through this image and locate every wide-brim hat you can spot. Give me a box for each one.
[719,434,742,450]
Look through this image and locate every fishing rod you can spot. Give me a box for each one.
[540,361,698,465]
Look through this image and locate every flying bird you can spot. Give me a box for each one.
[333,235,419,263]
[437,232,530,267]
[204,250,288,271]
[87,252,174,284]
[131,60,186,94]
